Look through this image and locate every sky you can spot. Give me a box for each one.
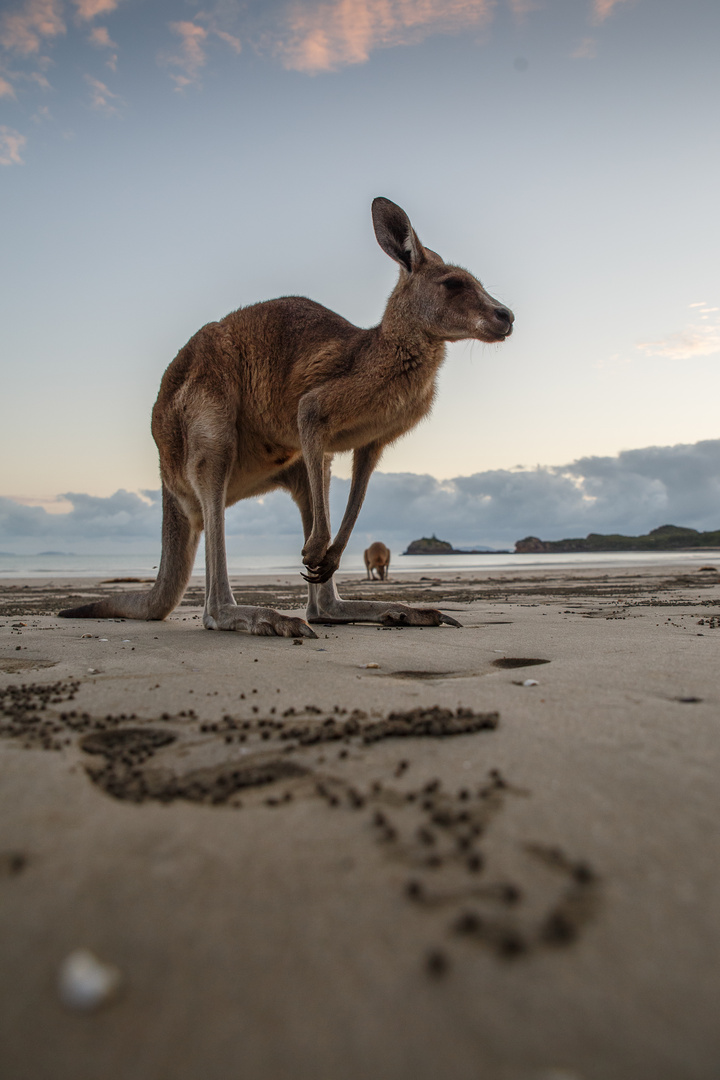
[1,0,719,552]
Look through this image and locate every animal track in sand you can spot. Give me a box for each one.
[0,658,58,675]
[0,851,28,877]
[1,679,601,972]
[386,670,474,681]
[491,657,551,669]
[86,753,310,806]
[80,727,177,764]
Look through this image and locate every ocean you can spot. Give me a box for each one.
[0,549,716,579]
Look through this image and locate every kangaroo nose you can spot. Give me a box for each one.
[494,307,513,325]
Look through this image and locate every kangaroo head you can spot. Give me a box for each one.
[372,197,514,345]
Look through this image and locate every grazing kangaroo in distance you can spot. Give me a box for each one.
[59,198,514,637]
[364,542,391,581]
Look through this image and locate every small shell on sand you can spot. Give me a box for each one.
[58,949,121,1011]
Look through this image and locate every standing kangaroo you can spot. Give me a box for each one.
[364,542,391,581]
[59,198,513,637]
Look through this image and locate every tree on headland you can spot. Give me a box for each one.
[515,525,720,553]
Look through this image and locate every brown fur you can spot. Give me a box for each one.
[364,542,391,581]
[59,198,513,636]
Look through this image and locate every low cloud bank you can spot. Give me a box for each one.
[1,439,719,555]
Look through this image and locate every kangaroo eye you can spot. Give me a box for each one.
[440,276,466,291]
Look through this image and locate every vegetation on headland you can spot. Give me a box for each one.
[404,535,455,554]
[403,535,509,555]
[514,524,720,554]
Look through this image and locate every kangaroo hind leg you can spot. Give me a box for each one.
[195,455,316,638]
[59,485,200,620]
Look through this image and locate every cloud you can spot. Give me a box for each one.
[160,18,242,89]
[88,25,115,48]
[2,440,719,555]
[506,0,537,21]
[591,0,631,24]
[71,0,121,20]
[0,489,162,552]
[571,36,596,59]
[0,125,27,164]
[164,20,209,89]
[214,29,242,54]
[0,73,15,97]
[84,72,121,112]
[87,23,117,66]
[637,307,720,361]
[275,0,494,74]
[0,0,64,56]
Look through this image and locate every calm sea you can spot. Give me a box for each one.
[0,549,716,579]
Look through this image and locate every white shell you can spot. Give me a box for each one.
[523,678,539,687]
[58,949,121,1010]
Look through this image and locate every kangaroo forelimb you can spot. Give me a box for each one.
[301,441,384,585]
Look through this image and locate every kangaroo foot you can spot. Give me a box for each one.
[306,593,461,627]
[204,604,317,638]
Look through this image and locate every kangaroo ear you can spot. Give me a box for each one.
[372,197,425,273]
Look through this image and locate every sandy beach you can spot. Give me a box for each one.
[1,562,719,1080]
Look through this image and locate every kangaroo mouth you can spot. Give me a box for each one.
[478,327,512,343]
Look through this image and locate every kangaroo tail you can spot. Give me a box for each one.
[58,487,200,621]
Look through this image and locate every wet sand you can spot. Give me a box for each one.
[1,564,719,1080]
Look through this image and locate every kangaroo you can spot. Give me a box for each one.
[364,542,391,581]
[59,198,513,637]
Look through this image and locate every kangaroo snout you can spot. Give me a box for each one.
[476,300,514,342]
[493,306,514,336]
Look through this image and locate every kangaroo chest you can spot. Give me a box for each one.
[328,374,436,453]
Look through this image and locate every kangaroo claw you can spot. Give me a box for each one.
[301,568,334,585]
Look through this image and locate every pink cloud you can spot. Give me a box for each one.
[161,19,243,89]
[72,0,121,20]
[572,36,596,59]
[88,25,116,48]
[507,0,537,20]
[84,72,121,112]
[26,67,52,89]
[0,0,65,56]
[215,29,242,54]
[637,316,720,361]
[277,0,495,74]
[0,125,27,165]
[0,74,16,97]
[165,20,208,88]
[591,0,631,25]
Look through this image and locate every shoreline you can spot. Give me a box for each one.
[2,557,720,601]
[1,548,718,583]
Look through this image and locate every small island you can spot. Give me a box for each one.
[515,524,720,554]
[403,534,509,555]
